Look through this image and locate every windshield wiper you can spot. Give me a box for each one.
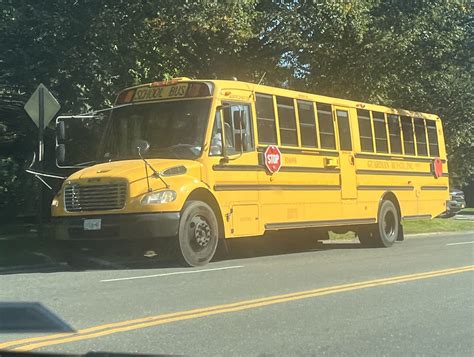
[135,140,169,190]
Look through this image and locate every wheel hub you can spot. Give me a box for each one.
[384,211,396,237]
[191,216,211,247]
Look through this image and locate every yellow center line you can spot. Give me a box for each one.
[1,265,472,352]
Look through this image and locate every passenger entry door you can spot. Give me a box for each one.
[334,107,357,199]
[208,103,260,237]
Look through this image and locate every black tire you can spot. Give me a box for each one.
[176,200,219,267]
[373,200,399,247]
[358,200,399,247]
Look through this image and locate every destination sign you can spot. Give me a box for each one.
[115,82,213,104]
[133,84,189,102]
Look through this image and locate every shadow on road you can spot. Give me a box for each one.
[220,238,364,261]
[0,237,366,275]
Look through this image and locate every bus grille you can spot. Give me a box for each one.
[64,182,127,212]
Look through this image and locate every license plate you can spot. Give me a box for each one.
[84,219,101,231]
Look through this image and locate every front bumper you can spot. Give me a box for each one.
[53,212,180,241]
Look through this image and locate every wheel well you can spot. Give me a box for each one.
[186,188,225,239]
[380,191,402,219]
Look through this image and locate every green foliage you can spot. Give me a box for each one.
[0,0,472,217]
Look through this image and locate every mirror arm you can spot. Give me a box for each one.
[239,111,244,155]
[219,109,228,162]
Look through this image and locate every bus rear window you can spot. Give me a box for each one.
[357,109,374,152]
[256,94,277,144]
[317,103,336,149]
[426,120,440,157]
[401,116,415,155]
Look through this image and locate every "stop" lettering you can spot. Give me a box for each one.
[264,145,282,173]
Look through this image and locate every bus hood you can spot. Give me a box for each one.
[67,159,202,187]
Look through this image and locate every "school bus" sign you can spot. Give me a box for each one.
[133,84,189,102]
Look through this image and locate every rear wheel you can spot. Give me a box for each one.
[176,200,219,267]
[358,200,399,247]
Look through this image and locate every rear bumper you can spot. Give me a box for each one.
[52,212,180,241]
[447,199,466,213]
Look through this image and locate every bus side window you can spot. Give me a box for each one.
[256,93,277,145]
[414,118,428,156]
[387,114,402,154]
[297,100,318,148]
[372,111,389,153]
[335,109,352,151]
[317,103,336,149]
[401,116,415,155]
[426,120,440,157]
[276,96,297,146]
[357,109,374,152]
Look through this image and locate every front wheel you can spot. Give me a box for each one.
[176,200,219,267]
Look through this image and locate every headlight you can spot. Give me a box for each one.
[141,190,177,205]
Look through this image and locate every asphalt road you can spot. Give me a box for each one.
[1,232,473,356]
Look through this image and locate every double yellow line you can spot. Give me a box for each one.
[1,265,473,352]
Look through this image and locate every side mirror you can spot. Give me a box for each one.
[57,121,66,142]
[134,139,150,156]
[56,144,66,164]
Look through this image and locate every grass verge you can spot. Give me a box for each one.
[330,212,474,240]
[403,217,474,234]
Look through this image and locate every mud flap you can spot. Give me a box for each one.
[397,224,405,241]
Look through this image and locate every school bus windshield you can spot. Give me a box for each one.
[100,98,212,160]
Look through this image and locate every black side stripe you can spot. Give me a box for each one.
[420,186,448,191]
[213,164,340,174]
[214,184,341,191]
[358,185,414,191]
[257,146,340,157]
[354,153,446,164]
[265,218,376,230]
[281,166,340,173]
[213,165,264,172]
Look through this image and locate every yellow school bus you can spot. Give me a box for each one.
[51,77,449,266]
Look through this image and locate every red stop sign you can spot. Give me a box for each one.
[433,157,443,178]
[264,145,282,173]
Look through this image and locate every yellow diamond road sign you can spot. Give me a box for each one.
[24,83,61,129]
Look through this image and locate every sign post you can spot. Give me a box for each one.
[24,84,61,238]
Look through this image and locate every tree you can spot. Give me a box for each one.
[0,0,472,218]
[264,0,473,183]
